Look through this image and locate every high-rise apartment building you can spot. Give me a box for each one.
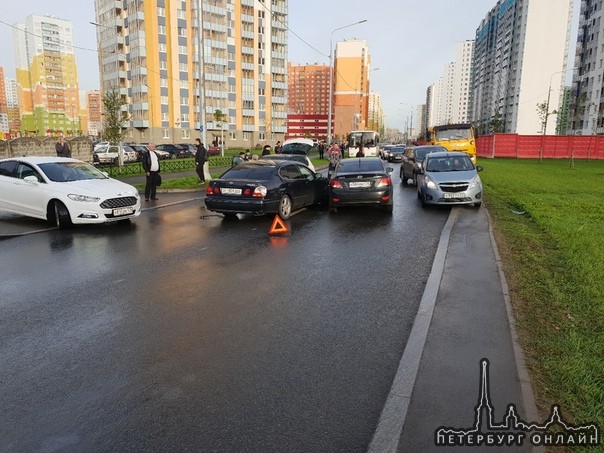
[471,0,574,135]
[333,39,371,139]
[366,92,384,135]
[427,40,474,129]
[0,67,8,138]
[286,62,330,140]
[94,0,287,147]
[87,90,102,137]
[569,0,604,135]
[13,15,80,136]
[5,78,20,136]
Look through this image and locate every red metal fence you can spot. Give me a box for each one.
[476,134,604,159]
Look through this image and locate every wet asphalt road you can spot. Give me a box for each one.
[0,169,451,452]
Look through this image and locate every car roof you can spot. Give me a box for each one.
[0,156,80,165]
[335,157,386,173]
[425,151,468,158]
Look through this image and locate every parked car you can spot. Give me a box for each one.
[93,141,109,152]
[93,145,137,164]
[259,153,316,172]
[204,160,328,219]
[155,144,188,159]
[387,145,407,163]
[0,156,141,228]
[176,143,196,157]
[400,145,448,186]
[328,157,394,213]
[416,151,483,207]
[207,146,221,156]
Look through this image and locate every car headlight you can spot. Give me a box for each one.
[468,175,481,189]
[67,194,101,202]
[425,176,437,190]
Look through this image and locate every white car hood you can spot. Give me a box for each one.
[53,178,139,197]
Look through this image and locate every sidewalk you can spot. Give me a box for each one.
[369,207,539,452]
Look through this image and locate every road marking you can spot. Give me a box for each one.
[368,208,458,453]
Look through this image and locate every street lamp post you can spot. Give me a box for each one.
[327,19,367,146]
[541,67,577,162]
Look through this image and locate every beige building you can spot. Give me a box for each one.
[333,39,371,140]
[94,0,287,147]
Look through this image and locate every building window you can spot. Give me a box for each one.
[181,129,190,139]
[162,128,170,138]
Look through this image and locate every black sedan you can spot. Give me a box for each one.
[328,157,394,213]
[204,160,328,219]
[387,145,407,162]
[155,144,188,159]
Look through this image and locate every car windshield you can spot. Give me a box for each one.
[425,156,474,172]
[40,162,110,182]
[221,165,274,180]
[281,143,313,154]
[435,128,472,140]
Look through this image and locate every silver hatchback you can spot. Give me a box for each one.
[416,152,483,207]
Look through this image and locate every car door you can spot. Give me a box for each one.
[10,163,48,218]
[279,164,308,208]
[297,165,324,205]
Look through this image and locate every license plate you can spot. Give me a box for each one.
[113,207,134,216]
[221,188,242,195]
[444,192,465,198]
[349,181,371,188]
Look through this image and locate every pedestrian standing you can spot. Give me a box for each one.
[55,136,71,157]
[194,138,208,184]
[261,144,271,156]
[318,141,325,159]
[327,143,342,178]
[275,141,282,154]
[244,149,252,160]
[142,143,161,201]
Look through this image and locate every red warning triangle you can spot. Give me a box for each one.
[269,214,289,235]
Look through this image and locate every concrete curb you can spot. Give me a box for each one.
[367,208,459,453]
[485,209,544,452]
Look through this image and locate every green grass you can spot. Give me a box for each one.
[480,158,604,435]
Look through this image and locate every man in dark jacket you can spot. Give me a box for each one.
[55,137,71,157]
[194,138,208,184]
[142,144,161,201]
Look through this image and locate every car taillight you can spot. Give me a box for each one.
[252,186,267,197]
[330,180,343,189]
[377,177,391,187]
[206,185,214,195]
[244,188,252,196]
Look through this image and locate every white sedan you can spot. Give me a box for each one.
[0,156,141,228]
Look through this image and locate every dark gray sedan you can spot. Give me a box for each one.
[328,157,394,213]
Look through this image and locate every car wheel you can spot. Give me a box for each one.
[170,154,176,159]
[53,201,73,229]
[383,204,393,214]
[223,213,238,220]
[278,195,292,219]
[420,192,427,208]
[474,202,482,208]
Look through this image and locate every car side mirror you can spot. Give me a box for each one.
[476,165,484,172]
[386,167,394,174]
[23,175,40,183]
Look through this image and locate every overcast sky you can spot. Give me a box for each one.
[0,0,577,129]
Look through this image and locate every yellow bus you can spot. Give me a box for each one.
[429,123,477,163]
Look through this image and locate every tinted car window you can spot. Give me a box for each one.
[222,165,274,180]
[0,160,18,177]
[281,143,313,154]
[279,165,302,180]
[40,162,109,182]
[337,158,384,172]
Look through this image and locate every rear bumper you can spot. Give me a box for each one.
[204,196,279,215]
[329,188,393,207]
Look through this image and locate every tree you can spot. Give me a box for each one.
[102,88,127,145]
[536,101,551,134]
[213,109,226,156]
[489,109,504,133]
